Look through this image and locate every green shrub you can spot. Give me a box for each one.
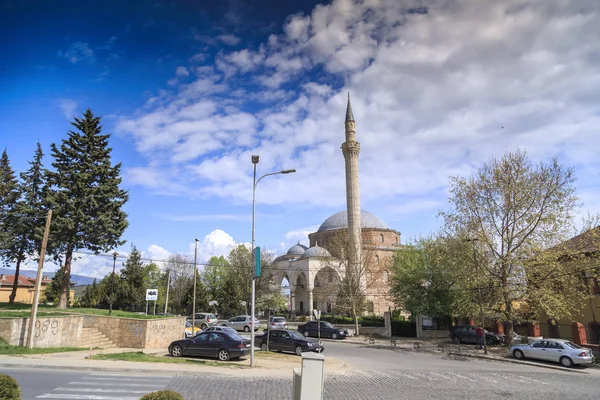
[359,316,385,327]
[140,390,184,400]
[0,373,21,400]
[391,320,416,337]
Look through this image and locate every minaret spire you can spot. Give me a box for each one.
[345,92,354,122]
[345,92,356,142]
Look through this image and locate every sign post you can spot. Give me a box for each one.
[146,289,157,316]
[313,309,322,353]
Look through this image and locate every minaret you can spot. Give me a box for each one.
[341,93,362,275]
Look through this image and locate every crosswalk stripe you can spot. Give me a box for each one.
[36,394,141,400]
[81,377,171,382]
[89,373,173,379]
[54,388,152,394]
[69,382,164,387]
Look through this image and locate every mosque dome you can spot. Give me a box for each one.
[317,210,389,232]
[286,243,308,256]
[300,245,331,259]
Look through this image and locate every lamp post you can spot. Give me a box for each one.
[192,239,198,333]
[466,238,487,355]
[251,154,295,368]
[109,252,118,316]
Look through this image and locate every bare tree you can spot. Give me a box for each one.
[321,233,388,335]
[440,149,580,346]
[166,253,193,315]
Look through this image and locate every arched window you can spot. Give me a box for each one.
[374,255,379,265]
[385,270,390,282]
[380,234,385,243]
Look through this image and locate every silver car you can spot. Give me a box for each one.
[269,316,288,330]
[203,326,238,335]
[510,338,594,367]
[221,315,261,332]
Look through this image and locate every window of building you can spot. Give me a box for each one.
[380,234,384,243]
[385,270,390,282]
[374,255,379,265]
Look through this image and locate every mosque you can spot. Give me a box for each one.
[270,95,401,317]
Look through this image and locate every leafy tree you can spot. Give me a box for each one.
[78,279,102,308]
[183,270,209,316]
[44,110,129,308]
[43,266,70,305]
[390,235,480,320]
[440,149,579,345]
[5,143,46,304]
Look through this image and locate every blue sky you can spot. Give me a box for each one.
[2,0,600,278]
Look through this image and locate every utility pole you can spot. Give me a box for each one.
[164,268,171,314]
[109,252,118,316]
[192,239,198,332]
[467,238,487,355]
[27,210,52,349]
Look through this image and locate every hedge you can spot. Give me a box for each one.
[391,320,416,337]
[0,374,21,400]
[140,390,184,400]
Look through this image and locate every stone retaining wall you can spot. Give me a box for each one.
[0,315,83,347]
[82,314,185,348]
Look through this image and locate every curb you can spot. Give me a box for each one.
[446,352,589,374]
[0,362,226,376]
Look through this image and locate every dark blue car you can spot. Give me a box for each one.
[297,321,348,339]
[168,330,250,361]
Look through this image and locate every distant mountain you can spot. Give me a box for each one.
[0,268,97,286]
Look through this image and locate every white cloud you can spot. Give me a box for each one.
[57,42,96,64]
[175,66,189,78]
[217,34,241,46]
[189,229,238,263]
[116,0,600,227]
[55,98,78,119]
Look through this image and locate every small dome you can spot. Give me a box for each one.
[286,243,307,256]
[300,245,331,259]
[317,210,389,232]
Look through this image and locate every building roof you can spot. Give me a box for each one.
[317,210,389,232]
[300,245,331,259]
[553,226,600,254]
[0,274,52,288]
[286,243,307,256]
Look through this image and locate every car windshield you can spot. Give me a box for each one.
[272,317,285,322]
[208,314,216,319]
[227,332,246,341]
[564,341,583,349]
[185,321,192,327]
[323,322,334,328]
[289,331,305,340]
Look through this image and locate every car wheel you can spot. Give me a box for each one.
[170,345,183,357]
[512,349,525,360]
[260,343,268,352]
[244,326,250,333]
[295,346,303,356]
[452,336,461,344]
[560,356,574,368]
[218,349,231,361]
[303,331,310,337]
[201,324,208,330]
[331,333,338,340]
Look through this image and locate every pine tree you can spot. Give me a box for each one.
[6,143,46,304]
[44,266,69,304]
[45,110,129,308]
[120,245,146,311]
[0,149,20,270]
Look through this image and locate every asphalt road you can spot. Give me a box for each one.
[3,342,599,400]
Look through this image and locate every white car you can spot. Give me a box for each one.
[510,338,594,367]
[221,315,261,332]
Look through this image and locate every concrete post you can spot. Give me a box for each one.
[384,311,392,338]
[292,352,325,400]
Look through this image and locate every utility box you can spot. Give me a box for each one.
[292,352,325,400]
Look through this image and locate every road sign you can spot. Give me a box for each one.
[146,289,158,301]
[252,246,261,278]
[313,309,321,320]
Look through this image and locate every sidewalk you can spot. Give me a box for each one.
[0,346,346,377]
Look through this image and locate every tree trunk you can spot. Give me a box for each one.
[57,246,73,309]
[352,303,360,336]
[8,255,23,305]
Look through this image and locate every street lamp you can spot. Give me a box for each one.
[192,239,199,333]
[466,238,487,355]
[109,252,118,316]
[251,154,295,368]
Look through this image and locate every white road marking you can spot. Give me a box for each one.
[36,394,140,400]
[429,372,454,381]
[68,382,163,387]
[81,377,170,382]
[393,372,418,380]
[54,388,151,394]
[410,372,437,381]
[89,373,173,379]
[516,376,548,385]
[445,372,477,382]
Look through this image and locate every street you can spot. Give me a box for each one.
[3,341,600,399]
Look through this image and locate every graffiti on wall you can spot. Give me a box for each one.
[35,319,59,338]
[124,322,144,338]
[150,324,167,336]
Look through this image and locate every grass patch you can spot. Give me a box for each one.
[0,311,70,318]
[89,352,246,368]
[0,304,172,320]
[0,337,87,355]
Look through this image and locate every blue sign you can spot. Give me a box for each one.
[252,246,261,278]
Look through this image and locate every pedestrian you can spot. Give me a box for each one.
[475,326,484,349]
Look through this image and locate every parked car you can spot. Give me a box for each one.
[449,325,504,346]
[202,326,238,335]
[510,338,594,367]
[186,313,218,329]
[297,320,348,339]
[221,315,261,332]
[168,331,251,361]
[268,316,288,330]
[257,329,324,356]
[184,321,201,338]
